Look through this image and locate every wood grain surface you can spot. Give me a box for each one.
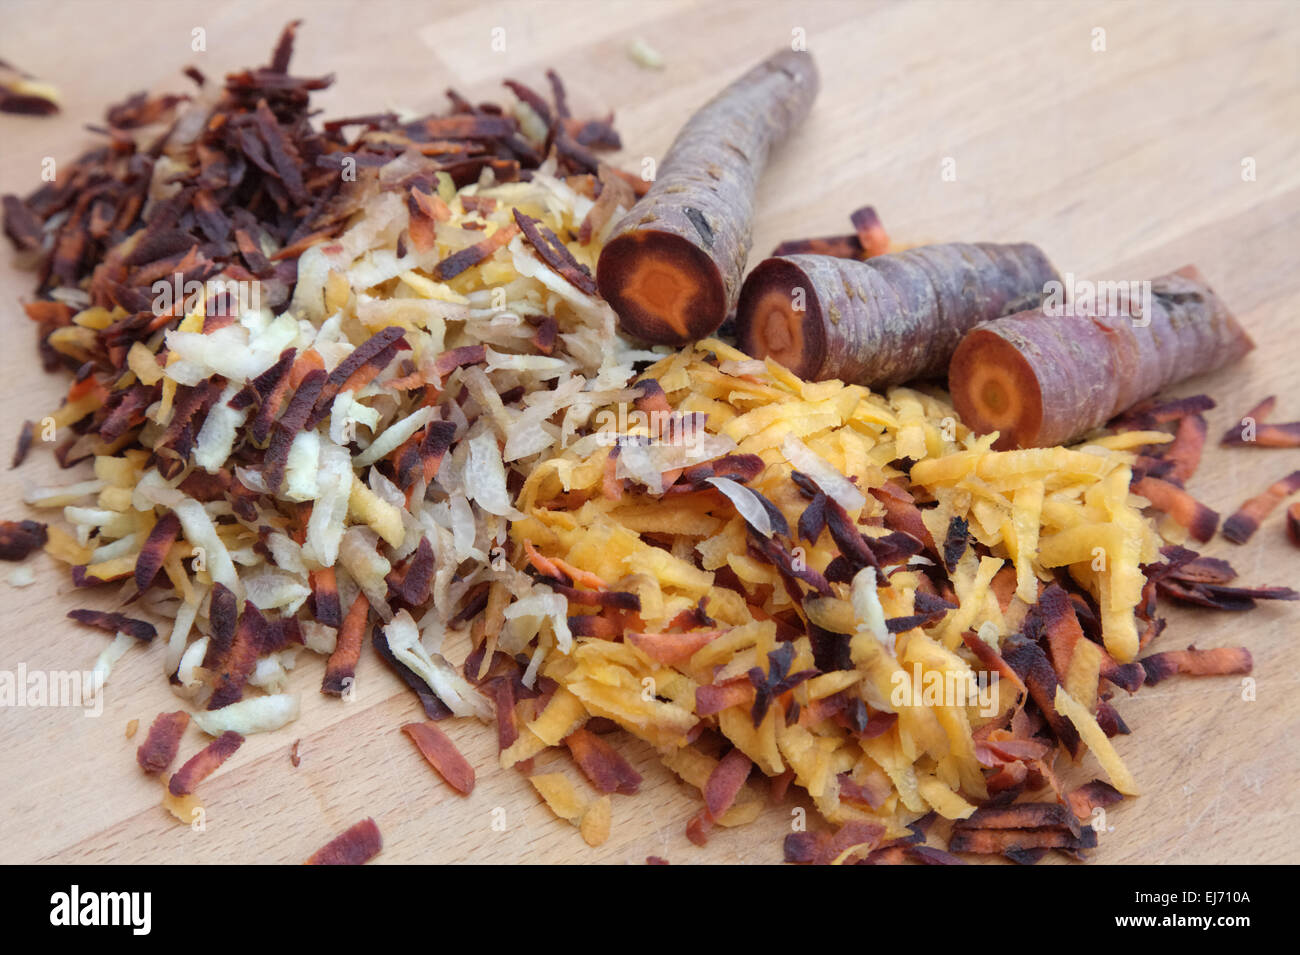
[1,0,1297,865]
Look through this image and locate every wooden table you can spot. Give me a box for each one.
[1,0,1297,864]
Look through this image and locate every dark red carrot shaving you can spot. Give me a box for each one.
[1095,699,1131,738]
[0,519,47,560]
[207,604,265,709]
[1001,637,1081,757]
[565,727,642,795]
[432,344,487,383]
[695,678,756,717]
[168,730,243,796]
[402,721,475,795]
[432,223,519,281]
[902,845,966,865]
[133,512,180,592]
[11,420,34,469]
[748,643,816,727]
[950,826,1097,858]
[568,615,624,639]
[1024,583,1085,675]
[1228,421,1300,448]
[1112,394,1216,431]
[1156,579,1267,611]
[870,482,938,553]
[955,802,1081,837]
[942,516,970,573]
[388,536,435,606]
[322,592,369,696]
[1222,469,1300,544]
[631,379,672,416]
[681,453,765,487]
[200,584,238,674]
[1166,552,1236,584]
[156,380,220,451]
[537,577,640,611]
[262,368,326,491]
[1219,395,1297,445]
[531,314,558,355]
[797,492,827,544]
[1132,475,1219,542]
[783,831,822,863]
[809,821,887,865]
[960,630,1027,698]
[512,208,598,294]
[975,736,1051,767]
[66,608,156,642]
[487,675,519,751]
[579,165,636,245]
[626,629,721,666]
[1097,650,1146,693]
[685,808,714,846]
[704,747,752,820]
[1064,781,1124,823]
[822,496,880,573]
[771,235,860,258]
[1141,645,1253,685]
[1163,412,1208,484]
[309,566,341,628]
[136,711,190,774]
[850,205,890,258]
[747,529,832,596]
[240,348,297,440]
[304,326,405,425]
[305,817,382,865]
[886,591,954,633]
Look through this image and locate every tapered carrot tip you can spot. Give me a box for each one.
[597,230,727,345]
[736,258,824,379]
[949,328,1044,450]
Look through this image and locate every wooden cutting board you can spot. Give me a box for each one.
[1,0,1297,864]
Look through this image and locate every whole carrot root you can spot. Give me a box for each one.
[735,241,1058,387]
[949,265,1253,449]
[596,48,819,345]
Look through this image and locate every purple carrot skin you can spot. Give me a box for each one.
[771,234,861,258]
[850,206,890,258]
[770,205,889,260]
[950,265,1254,449]
[737,242,1058,388]
[596,48,819,345]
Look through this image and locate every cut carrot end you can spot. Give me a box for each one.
[736,258,824,379]
[949,329,1043,450]
[597,230,726,345]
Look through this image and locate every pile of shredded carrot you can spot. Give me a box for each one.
[6,24,1290,864]
[506,339,1190,855]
